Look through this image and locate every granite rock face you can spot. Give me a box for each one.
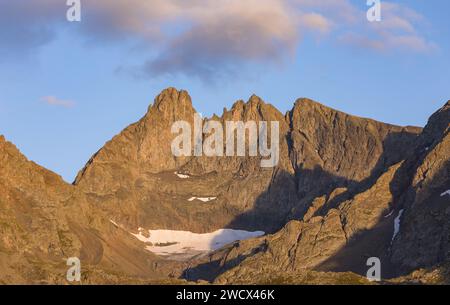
[0,88,448,284]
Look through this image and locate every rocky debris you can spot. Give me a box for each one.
[206,163,402,283]
[215,269,373,285]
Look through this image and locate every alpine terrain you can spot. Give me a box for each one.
[0,88,449,284]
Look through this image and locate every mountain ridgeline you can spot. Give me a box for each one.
[0,88,448,284]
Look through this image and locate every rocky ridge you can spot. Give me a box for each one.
[0,88,448,284]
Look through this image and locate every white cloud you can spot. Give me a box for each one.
[41,96,75,108]
[299,13,333,34]
[294,0,361,24]
[338,1,437,54]
[1,0,438,79]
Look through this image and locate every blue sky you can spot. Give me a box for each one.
[0,0,449,182]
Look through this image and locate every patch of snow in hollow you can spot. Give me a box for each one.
[110,219,119,227]
[188,197,217,202]
[392,209,404,242]
[174,172,190,179]
[384,210,394,218]
[130,229,265,255]
[440,189,450,197]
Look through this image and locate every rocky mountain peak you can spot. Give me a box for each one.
[1,90,449,285]
[418,100,450,147]
[0,135,25,164]
[292,97,336,113]
[145,87,195,123]
[151,87,192,110]
[226,94,285,124]
[229,94,265,109]
[430,100,449,120]
[248,94,265,106]
[74,88,197,189]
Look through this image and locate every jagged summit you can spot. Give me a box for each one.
[227,94,266,112]
[144,88,421,130]
[151,87,192,110]
[222,94,286,126]
[248,94,265,105]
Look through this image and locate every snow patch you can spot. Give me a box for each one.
[392,209,404,242]
[131,228,264,257]
[188,197,217,202]
[175,172,190,179]
[440,189,450,197]
[384,210,394,218]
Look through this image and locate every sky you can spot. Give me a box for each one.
[0,0,449,182]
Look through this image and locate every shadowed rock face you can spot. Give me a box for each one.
[390,101,450,273]
[200,101,449,285]
[0,88,448,284]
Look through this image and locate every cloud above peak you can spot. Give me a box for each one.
[0,0,438,81]
[142,0,301,80]
[42,96,75,108]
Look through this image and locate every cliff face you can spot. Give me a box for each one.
[1,88,448,284]
[390,102,450,273]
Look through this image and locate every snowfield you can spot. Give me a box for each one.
[175,172,190,179]
[188,197,217,202]
[131,228,265,258]
[392,209,404,242]
[440,189,450,197]
[109,219,119,227]
[384,210,394,218]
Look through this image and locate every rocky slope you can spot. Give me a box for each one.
[0,135,186,283]
[0,88,448,284]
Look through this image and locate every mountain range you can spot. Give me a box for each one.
[0,87,448,284]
